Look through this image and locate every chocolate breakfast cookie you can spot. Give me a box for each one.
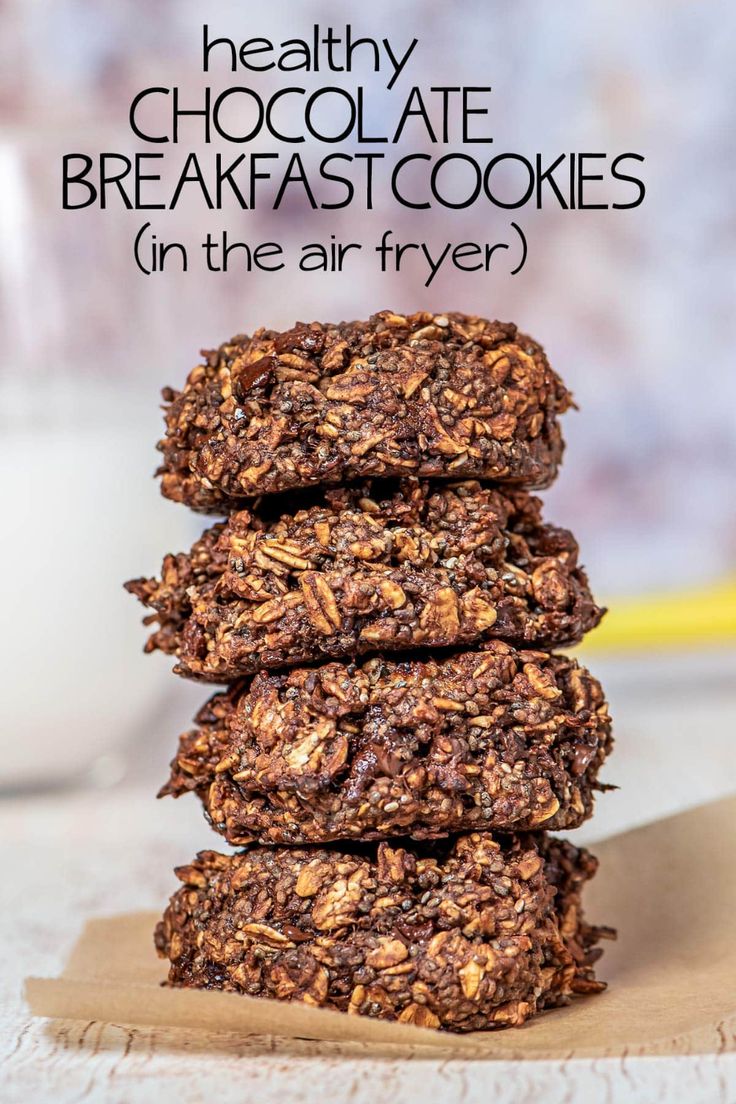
[162,643,612,844]
[156,831,611,1032]
[126,479,602,680]
[157,311,571,512]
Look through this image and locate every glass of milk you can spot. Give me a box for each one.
[0,133,202,791]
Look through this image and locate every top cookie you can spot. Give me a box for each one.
[158,311,571,512]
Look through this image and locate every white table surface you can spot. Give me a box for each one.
[3,650,736,1103]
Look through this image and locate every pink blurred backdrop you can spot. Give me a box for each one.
[1,0,734,789]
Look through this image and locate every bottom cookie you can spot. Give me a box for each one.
[155,832,613,1032]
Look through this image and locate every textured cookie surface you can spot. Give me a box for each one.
[163,643,612,843]
[155,832,611,1032]
[126,479,602,680]
[157,311,571,511]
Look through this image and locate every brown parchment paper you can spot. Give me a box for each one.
[25,796,736,1059]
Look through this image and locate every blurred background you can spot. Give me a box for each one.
[1,0,734,846]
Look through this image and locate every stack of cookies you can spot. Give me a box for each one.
[127,311,614,1033]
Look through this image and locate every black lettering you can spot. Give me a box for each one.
[212,88,264,142]
[393,87,437,143]
[172,87,211,143]
[430,154,482,209]
[611,153,646,209]
[248,153,278,208]
[535,153,570,209]
[392,154,431,209]
[100,153,133,209]
[238,37,275,71]
[265,88,305,143]
[170,152,214,209]
[319,153,354,209]
[214,154,248,208]
[462,88,493,143]
[62,154,96,209]
[134,153,165,208]
[484,155,535,209]
[202,25,237,72]
[305,88,356,143]
[129,88,169,143]
[273,153,317,209]
[577,153,607,209]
